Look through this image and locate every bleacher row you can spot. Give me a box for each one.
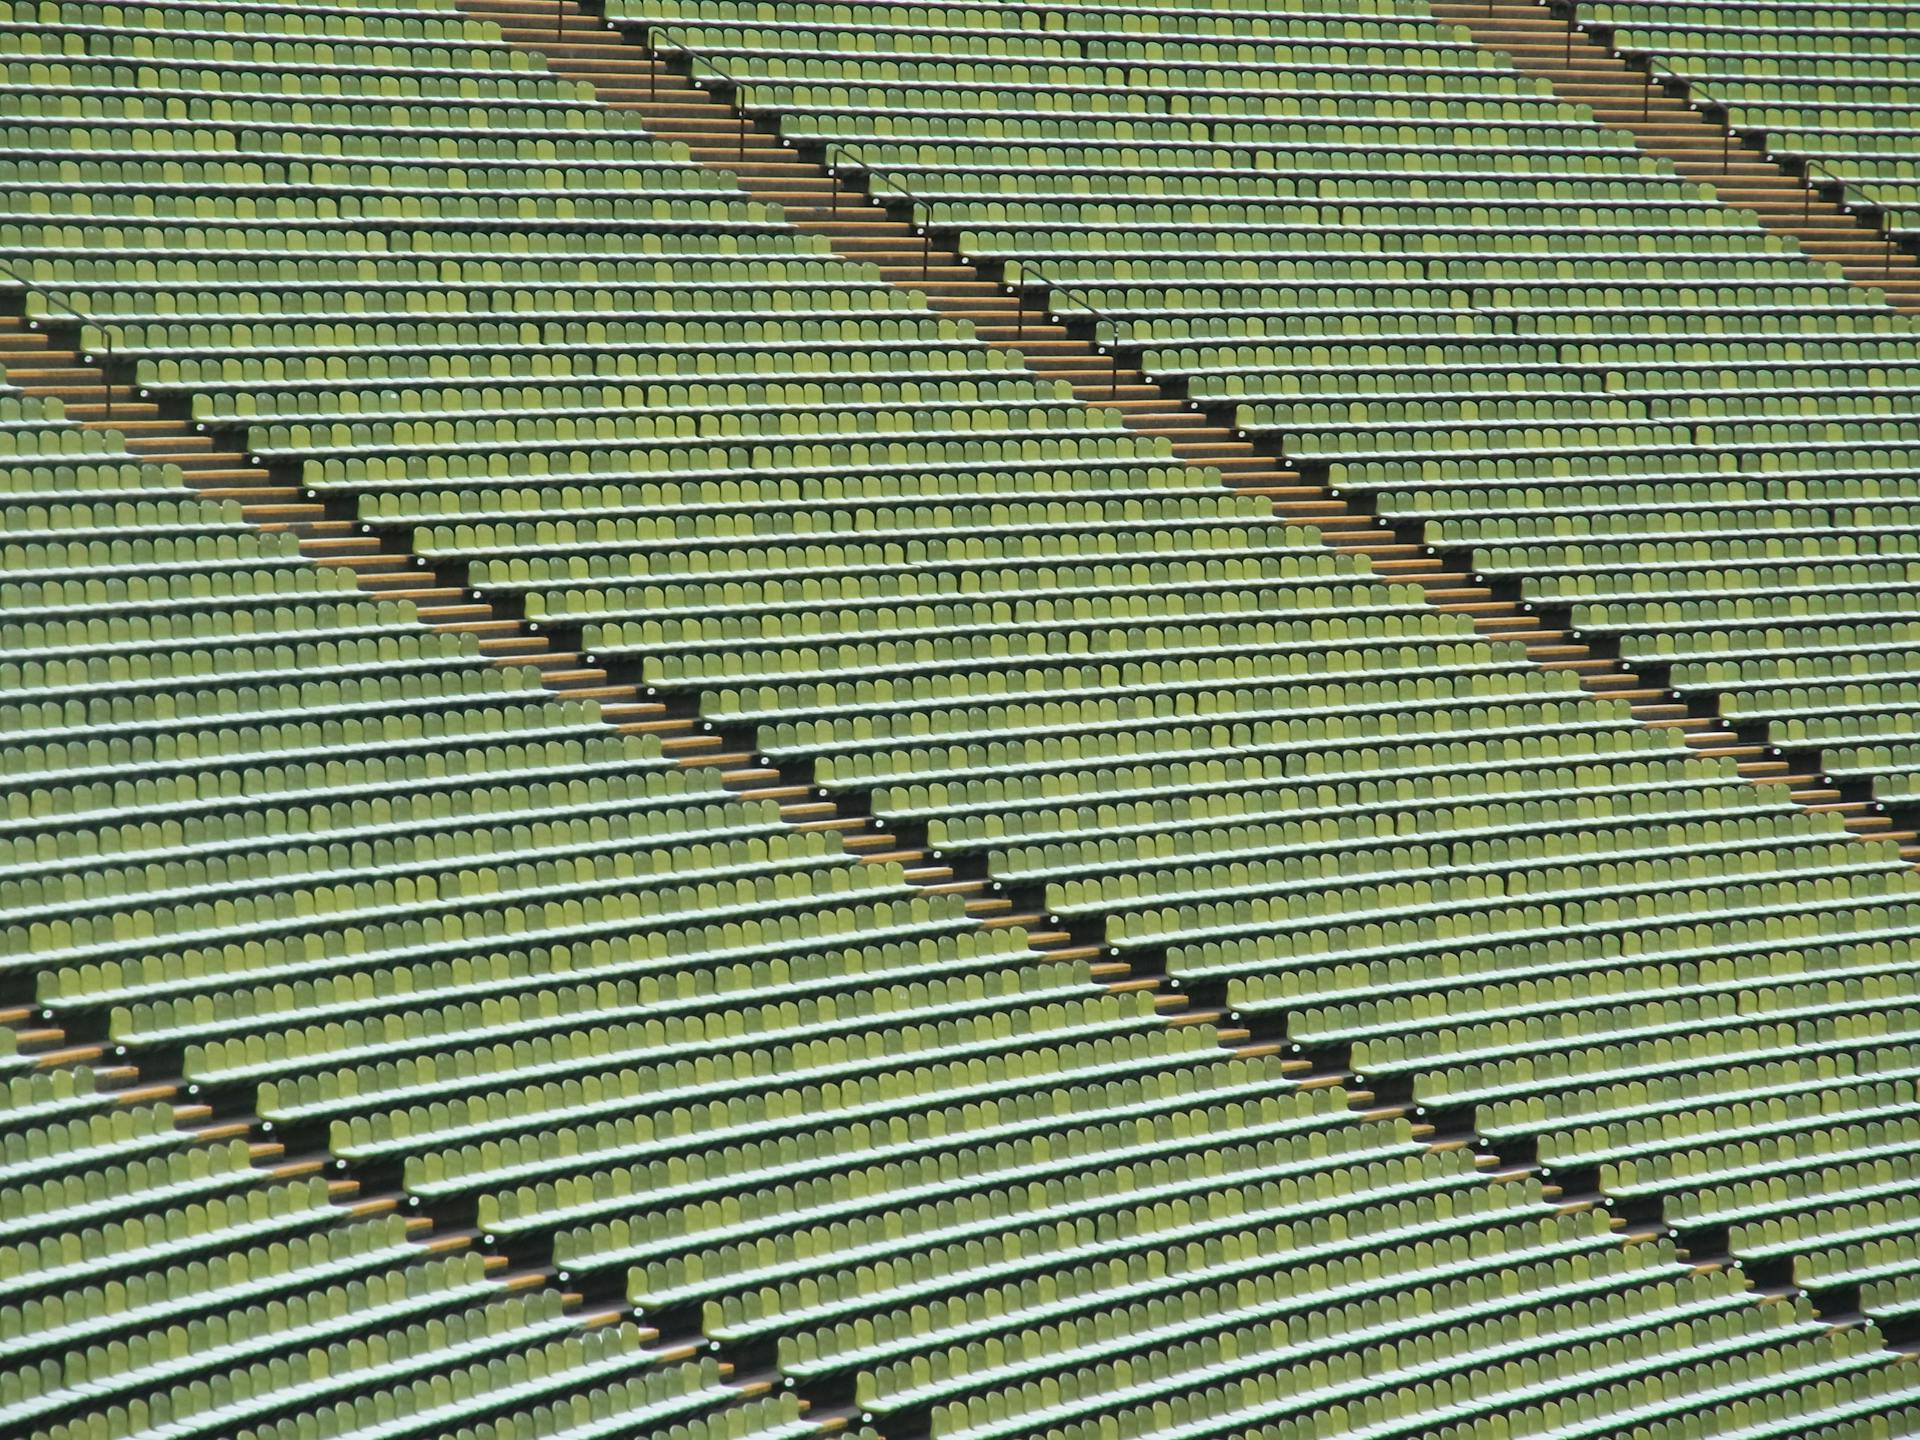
[1,0,1920,1438]
[1580,0,1920,240]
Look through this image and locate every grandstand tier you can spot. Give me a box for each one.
[1576,0,1920,244]
[1435,0,1920,306]
[3,0,1920,1438]
[587,0,1920,809]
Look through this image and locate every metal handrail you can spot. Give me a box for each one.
[647,26,759,161]
[826,146,939,213]
[1634,54,1751,176]
[1635,45,1883,259]
[1806,166,1903,279]
[1009,272,1132,400]
[640,31,1132,395]
[1634,56,1729,174]
[826,145,956,280]
[825,142,1132,394]
[1807,162,1840,222]
[0,266,114,423]
[1607,30,1897,276]
[1645,56,1669,123]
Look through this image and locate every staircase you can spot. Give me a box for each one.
[1431,0,1920,311]
[463,0,1909,865]
[0,203,1217,1440]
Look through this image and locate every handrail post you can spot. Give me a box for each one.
[555,0,563,42]
[4,267,115,426]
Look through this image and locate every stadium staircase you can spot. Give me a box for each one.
[1432,0,1920,311]
[0,308,1154,1427]
[0,307,1089,953]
